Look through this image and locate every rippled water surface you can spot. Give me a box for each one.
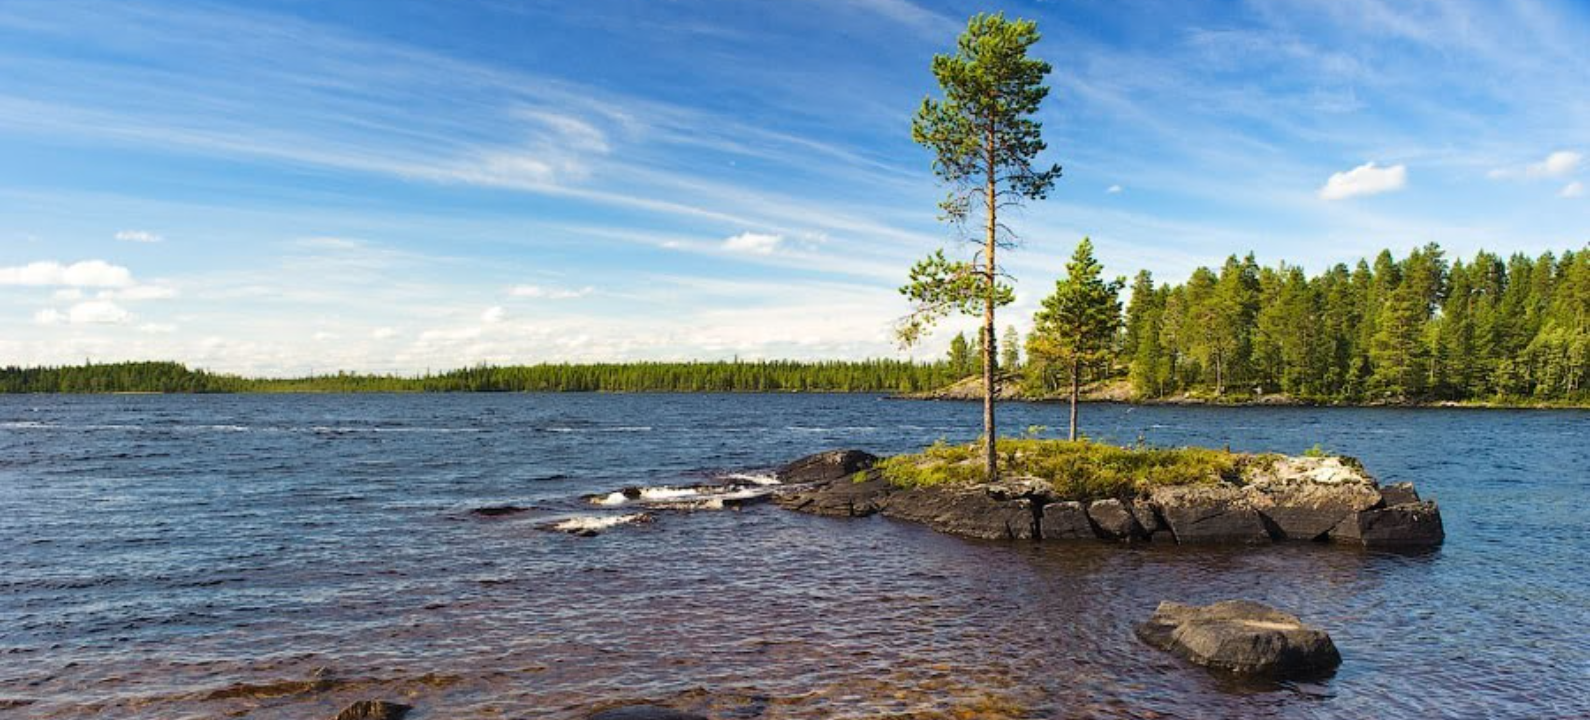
[1,394,1586,719]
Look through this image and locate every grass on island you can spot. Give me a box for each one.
[871,438,1274,501]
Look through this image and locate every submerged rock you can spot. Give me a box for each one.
[587,705,707,720]
[469,505,532,518]
[775,449,878,484]
[1136,600,1341,677]
[1149,485,1273,544]
[333,700,411,720]
[1329,500,1445,548]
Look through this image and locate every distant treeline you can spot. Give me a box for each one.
[0,359,960,394]
[1109,244,1588,403]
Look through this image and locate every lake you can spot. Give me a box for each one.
[1,394,1586,719]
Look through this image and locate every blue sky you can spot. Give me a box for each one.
[1,0,1586,375]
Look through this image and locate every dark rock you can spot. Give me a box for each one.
[1136,600,1341,677]
[588,705,707,720]
[334,700,411,720]
[986,475,1061,503]
[1042,500,1095,540]
[1329,500,1444,547]
[470,505,530,518]
[1378,482,1420,507]
[1087,498,1147,541]
[1130,500,1167,538]
[882,484,1036,540]
[1244,457,1384,540]
[775,449,878,484]
[1149,485,1273,544]
[774,470,893,517]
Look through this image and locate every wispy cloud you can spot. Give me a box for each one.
[722,232,784,255]
[114,229,162,243]
[34,299,131,325]
[1489,150,1582,179]
[1561,181,1585,199]
[509,284,593,299]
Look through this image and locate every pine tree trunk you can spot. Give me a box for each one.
[982,120,998,481]
[1069,356,1080,441]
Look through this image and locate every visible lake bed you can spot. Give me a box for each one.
[1,394,1585,719]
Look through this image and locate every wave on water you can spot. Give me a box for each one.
[542,426,653,433]
[586,481,778,511]
[786,425,878,433]
[548,513,651,534]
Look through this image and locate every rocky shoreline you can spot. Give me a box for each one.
[774,449,1444,548]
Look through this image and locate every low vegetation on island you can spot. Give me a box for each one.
[873,438,1252,501]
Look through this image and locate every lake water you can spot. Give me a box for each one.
[1,394,1586,719]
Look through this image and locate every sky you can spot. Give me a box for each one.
[1,0,1587,376]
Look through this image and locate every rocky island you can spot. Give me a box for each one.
[774,442,1444,548]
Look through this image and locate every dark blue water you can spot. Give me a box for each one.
[1,394,1585,719]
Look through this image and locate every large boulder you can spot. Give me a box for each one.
[1149,485,1274,544]
[1136,600,1341,677]
[882,484,1037,540]
[1042,500,1096,540]
[774,470,893,517]
[1245,457,1383,540]
[775,449,878,484]
[1329,500,1444,547]
[334,701,411,720]
[1087,498,1148,541]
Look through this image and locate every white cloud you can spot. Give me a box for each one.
[312,331,338,341]
[481,305,505,323]
[0,260,134,287]
[34,300,132,325]
[52,288,83,301]
[115,230,163,243]
[98,284,178,300]
[722,232,783,255]
[509,284,593,299]
[138,323,177,333]
[1106,184,1123,194]
[1561,181,1585,198]
[1489,150,1582,179]
[1318,162,1407,200]
[371,327,397,339]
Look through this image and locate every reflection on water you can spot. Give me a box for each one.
[0,394,1586,719]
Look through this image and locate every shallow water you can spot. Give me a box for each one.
[1,394,1586,719]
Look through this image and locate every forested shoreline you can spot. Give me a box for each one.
[3,244,1585,406]
[0,359,960,394]
[1104,244,1587,404]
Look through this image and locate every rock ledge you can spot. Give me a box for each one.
[775,449,1443,548]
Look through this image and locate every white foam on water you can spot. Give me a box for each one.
[551,513,649,533]
[638,486,702,501]
[589,492,630,506]
[721,472,780,486]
